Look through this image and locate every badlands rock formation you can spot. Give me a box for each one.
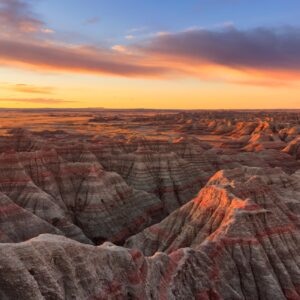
[126,166,300,299]
[283,137,300,159]
[126,166,300,253]
[1,166,300,299]
[90,136,211,213]
[0,147,163,245]
[1,110,300,299]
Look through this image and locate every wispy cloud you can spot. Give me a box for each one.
[0,0,52,37]
[125,35,135,40]
[2,83,55,94]
[0,97,76,104]
[226,78,295,88]
[128,26,148,33]
[41,28,55,34]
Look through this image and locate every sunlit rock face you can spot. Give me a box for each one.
[126,166,300,299]
[126,166,300,253]
[1,110,300,299]
[283,137,300,159]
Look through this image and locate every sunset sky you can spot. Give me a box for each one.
[1,0,300,109]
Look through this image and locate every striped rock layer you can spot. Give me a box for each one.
[1,125,300,299]
[125,166,300,299]
[0,166,299,299]
[0,149,163,245]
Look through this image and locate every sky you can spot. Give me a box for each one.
[0,0,300,109]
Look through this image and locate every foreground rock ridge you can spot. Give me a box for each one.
[1,110,300,299]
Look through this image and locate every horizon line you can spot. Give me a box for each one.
[1,107,300,111]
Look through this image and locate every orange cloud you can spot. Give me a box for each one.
[0,38,169,78]
[0,98,76,104]
[0,6,300,88]
[2,83,55,94]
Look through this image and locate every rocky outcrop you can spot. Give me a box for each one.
[279,126,300,142]
[283,137,300,159]
[0,234,150,299]
[0,234,206,300]
[126,167,300,299]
